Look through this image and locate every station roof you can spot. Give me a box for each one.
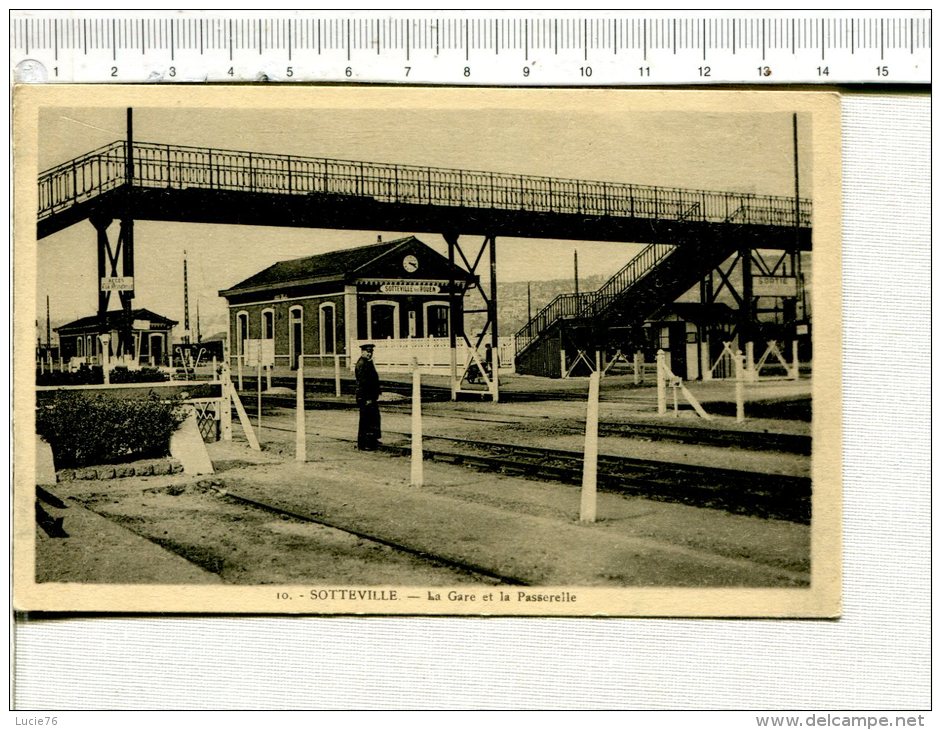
[55,308,177,334]
[219,236,473,299]
[651,302,738,323]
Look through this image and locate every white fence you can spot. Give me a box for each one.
[351,337,515,374]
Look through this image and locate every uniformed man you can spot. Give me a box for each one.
[354,342,381,450]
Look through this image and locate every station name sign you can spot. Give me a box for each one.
[753,276,798,297]
[100,276,134,292]
[379,283,440,294]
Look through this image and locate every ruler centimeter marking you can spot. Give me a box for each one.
[10,12,931,85]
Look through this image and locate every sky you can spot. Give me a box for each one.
[33,96,813,337]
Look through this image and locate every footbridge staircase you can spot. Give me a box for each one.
[514,202,810,378]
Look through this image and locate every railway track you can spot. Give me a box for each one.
[377,434,811,524]
[596,422,810,455]
[245,397,809,454]
[210,485,525,586]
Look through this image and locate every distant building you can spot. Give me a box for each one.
[218,236,475,369]
[55,308,177,367]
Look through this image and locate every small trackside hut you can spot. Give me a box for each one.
[218,236,476,373]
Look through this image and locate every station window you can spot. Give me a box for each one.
[289,306,304,369]
[262,309,275,340]
[424,302,449,338]
[658,328,670,351]
[319,303,336,355]
[236,311,249,355]
[367,300,399,340]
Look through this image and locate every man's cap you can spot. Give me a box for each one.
[360,342,375,350]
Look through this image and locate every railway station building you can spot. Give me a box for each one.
[218,236,476,370]
[55,308,177,368]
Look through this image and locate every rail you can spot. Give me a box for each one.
[38,140,814,229]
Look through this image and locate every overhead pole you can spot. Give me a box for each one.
[183,250,191,344]
[574,249,580,296]
[445,232,458,400]
[792,112,804,323]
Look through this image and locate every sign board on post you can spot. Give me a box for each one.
[753,276,798,297]
[100,276,134,291]
[243,338,275,367]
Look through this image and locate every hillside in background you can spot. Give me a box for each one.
[467,274,609,339]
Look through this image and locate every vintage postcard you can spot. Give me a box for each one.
[13,85,841,616]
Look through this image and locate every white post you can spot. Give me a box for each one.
[735,348,745,423]
[595,350,602,376]
[411,365,424,488]
[220,372,232,441]
[99,334,111,385]
[745,341,757,383]
[295,356,306,462]
[580,371,600,523]
[449,346,458,400]
[237,353,244,390]
[220,342,232,441]
[701,341,712,381]
[265,363,272,390]
[334,353,342,397]
[211,356,218,382]
[633,351,643,385]
[791,340,800,380]
[656,349,667,415]
[560,347,567,379]
[256,361,263,438]
[39,356,45,375]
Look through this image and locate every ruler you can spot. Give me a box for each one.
[10,10,931,85]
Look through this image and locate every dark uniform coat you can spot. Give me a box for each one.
[355,354,381,450]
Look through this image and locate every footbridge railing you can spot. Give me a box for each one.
[38,140,814,230]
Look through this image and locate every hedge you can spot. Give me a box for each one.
[36,366,169,387]
[36,391,186,469]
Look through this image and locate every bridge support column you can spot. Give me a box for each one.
[444,232,499,402]
[738,243,754,376]
[90,214,136,360]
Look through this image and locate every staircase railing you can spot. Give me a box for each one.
[514,292,595,354]
[577,243,676,320]
[38,139,814,229]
